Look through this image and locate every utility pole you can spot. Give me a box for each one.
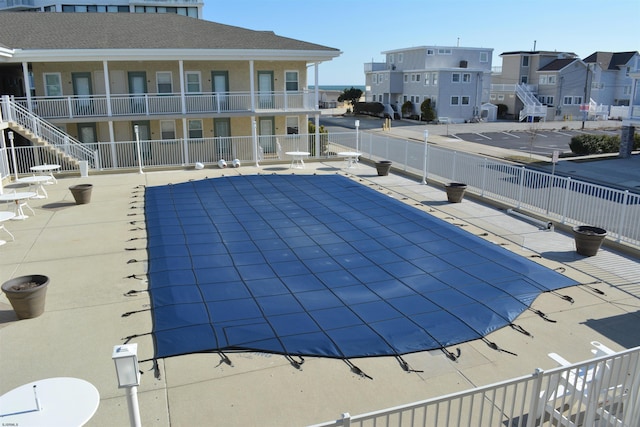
[582,63,590,129]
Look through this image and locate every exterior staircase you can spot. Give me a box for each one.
[1,95,96,169]
[515,84,547,122]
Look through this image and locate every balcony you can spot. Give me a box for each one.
[15,90,316,121]
[0,0,35,10]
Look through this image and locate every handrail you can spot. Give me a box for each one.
[1,95,96,167]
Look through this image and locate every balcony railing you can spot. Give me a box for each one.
[15,90,315,120]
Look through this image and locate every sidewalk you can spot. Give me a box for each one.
[1,161,639,426]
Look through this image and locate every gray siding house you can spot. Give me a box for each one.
[365,46,493,123]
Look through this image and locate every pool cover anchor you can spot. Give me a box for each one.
[344,359,373,380]
[395,355,424,373]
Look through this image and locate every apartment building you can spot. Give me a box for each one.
[0,0,203,18]
[0,12,340,168]
[364,45,493,123]
[491,50,640,121]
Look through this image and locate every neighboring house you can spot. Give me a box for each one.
[490,51,579,121]
[491,50,640,122]
[364,46,493,123]
[583,51,640,107]
[0,13,340,166]
[0,0,203,18]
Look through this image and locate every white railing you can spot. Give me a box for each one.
[0,96,97,168]
[16,90,315,120]
[310,345,640,427]
[1,129,638,247]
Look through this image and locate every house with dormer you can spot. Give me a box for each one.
[584,51,640,107]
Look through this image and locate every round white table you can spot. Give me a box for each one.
[285,151,310,169]
[0,377,100,426]
[0,192,37,219]
[338,151,361,169]
[30,164,61,184]
[0,211,16,245]
[17,175,53,199]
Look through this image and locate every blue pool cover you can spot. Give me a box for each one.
[144,174,576,359]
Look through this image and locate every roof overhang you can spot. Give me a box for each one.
[0,48,342,63]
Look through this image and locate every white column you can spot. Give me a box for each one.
[22,62,32,111]
[249,60,255,112]
[179,60,186,114]
[103,61,112,116]
[314,63,320,157]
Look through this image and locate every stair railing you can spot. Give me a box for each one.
[1,95,96,168]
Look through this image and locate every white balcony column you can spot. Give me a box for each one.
[21,62,32,111]
[249,60,255,112]
[103,61,112,116]
[313,63,320,157]
[182,117,189,165]
[252,117,259,167]
[179,60,186,115]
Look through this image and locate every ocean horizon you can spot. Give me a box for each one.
[308,85,365,91]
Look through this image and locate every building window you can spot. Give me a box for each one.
[427,49,434,55]
[404,74,408,82]
[522,56,529,67]
[424,73,430,85]
[398,53,403,63]
[160,120,176,140]
[286,116,299,134]
[185,72,201,93]
[563,96,573,105]
[388,54,394,64]
[461,96,470,105]
[520,76,528,84]
[548,75,556,84]
[497,94,504,101]
[285,71,299,91]
[44,73,62,97]
[188,119,203,139]
[547,96,554,105]
[452,73,460,83]
[623,86,631,95]
[480,52,489,62]
[490,94,496,100]
[432,73,438,85]
[438,48,452,55]
[451,96,459,105]
[463,73,471,83]
[157,72,172,93]
[415,74,420,82]
[574,96,583,104]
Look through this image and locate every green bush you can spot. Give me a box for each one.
[569,133,640,155]
[354,102,385,116]
[420,99,436,122]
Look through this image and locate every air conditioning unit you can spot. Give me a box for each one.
[460,60,468,68]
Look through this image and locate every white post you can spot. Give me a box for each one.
[126,385,142,427]
[252,119,259,167]
[355,120,360,152]
[421,129,428,184]
[8,131,18,180]
[134,125,143,174]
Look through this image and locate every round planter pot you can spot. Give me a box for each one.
[445,183,467,203]
[69,183,93,204]
[375,160,392,176]
[573,225,607,256]
[1,274,49,319]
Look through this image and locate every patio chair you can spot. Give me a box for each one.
[538,345,632,427]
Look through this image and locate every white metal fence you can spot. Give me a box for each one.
[309,344,640,427]
[1,129,638,248]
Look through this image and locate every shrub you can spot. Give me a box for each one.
[420,99,436,122]
[569,134,620,155]
[354,102,385,117]
[401,100,414,118]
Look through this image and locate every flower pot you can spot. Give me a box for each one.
[2,274,49,319]
[573,225,607,256]
[69,184,93,204]
[445,183,467,203]
[375,160,392,176]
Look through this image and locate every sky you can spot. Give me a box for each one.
[203,0,639,87]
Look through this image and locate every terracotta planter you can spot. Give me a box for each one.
[445,183,467,203]
[573,225,607,256]
[2,274,49,319]
[69,183,93,204]
[375,161,392,176]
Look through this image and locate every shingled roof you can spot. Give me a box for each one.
[583,51,638,70]
[0,12,339,53]
[538,58,579,71]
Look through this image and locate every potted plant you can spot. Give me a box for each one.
[2,274,50,319]
[375,160,392,176]
[445,182,467,203]
[573,225,607,256]
[69,183,93,204]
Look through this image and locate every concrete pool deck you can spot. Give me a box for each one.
[1,159,639,426]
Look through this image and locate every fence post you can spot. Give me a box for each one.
[616,190,629,243]
[404,139,409,172]
[182,138,189,166]
[561,177,571,224]
[341,412,351,427]
[481,157,487,197]
[516,166,525,209]
[452,151,457,181]
[526,369,544,427]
